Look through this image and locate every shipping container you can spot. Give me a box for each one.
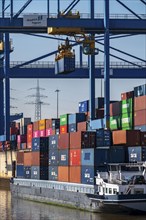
[95,109,104,119]
[128,146,146,162]
[77,121,87,131]
[70,131,82,149]
[68,124,77,133]
[60,125,68,134]
[33,130,40,138]
[49,135,58,149]
[46,128,55,136]
[121,98,133,114]
[24,166,31,179]
[110,146,126,163]
[31,166,40,179]
[135,125,146,132]
[17,152,24,164]
[16,165,24,178]
[81,131,96,148]
[39,119,46,130]
[32,137,48,152]
[58,133,70,149]
[49,149,59,166]
[33,121,39,131]
[20,143,27,150]
[78,100,89,113]
[31,151,48,166]
[140,132,146,146]
[52,119,60,130]
[60,114,69,126]
[59,149,69,166]
[46,119,52,129]
[24,152,32,166]
[121,91,134,100]
[121,112,133,129]
[70,149,81,166]
[49,166,58,181]
[112,130,140,146]
[69,166,81,183]
[110,101,121,116]
[17,134,27,143]
[10,141,17,150]
[134,84,146,97]
[20,118,31,127]
[68,113,86,125]
[110,116,121,130]
[58,166,69,182]
[20,126,27,135]
[55,56,75,75]
[39,130,46,137]
[134,96,146,111]
[134,110,146,126]
[96,129,111,147]
[81,166,97,185]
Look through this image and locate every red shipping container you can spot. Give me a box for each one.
[33,130,40,138]
[70,131,82,149]
[17,152,24,164]
[140,132,146,146]
[58,166,69,182]
[69,166,81,183]
[60,125,68,134]
[46,128,53,136]
[134,96,146,111]
[121,91,134,100]
[46,119,52,129]
[70,149,81,166]
[31,152,40,166]
[77,121,87,131]
[112,130,140,146]
[95,109,104,119]
[24,152,32,166]
[39,129,46,137]
[110,101,121,116]
[27,133,32,143]
[58,133,70,149]
[17,143,21,150]
[134,110,146,126]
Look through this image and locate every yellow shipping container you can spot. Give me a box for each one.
[39,119,46,130]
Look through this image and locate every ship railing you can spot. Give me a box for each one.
[10,61,146,69]
[1,13,146,19]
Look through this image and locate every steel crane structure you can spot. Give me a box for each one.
[0,0,146,140]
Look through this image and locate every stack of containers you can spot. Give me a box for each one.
[16,152,24,178]
[31,137,48,180]
[134,84,146,131]
[39,119,46,137]
[33,121,39,138]
[60,114,70,134]
[121,91,134,130]
[58,133,70,182]
[70,131,82,183]
[52,119,60,135]
[24,151,32,179]
[68,113,86,133]
[27,124,33,149]
[17,134,27,150]
[46,119,55,136]
[20,118,31,135]
[96,129,111,148]
[49,134,59,181]
[110,101,121,130]
[81,131,100,185]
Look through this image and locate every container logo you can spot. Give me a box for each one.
[122,118,130,123]
[122,103,129,109]
[130,153,137,158]
[84,153,90,160]
[61,155,66,161]
[85,173,90,178]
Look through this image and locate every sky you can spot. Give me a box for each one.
[1,0,146,121]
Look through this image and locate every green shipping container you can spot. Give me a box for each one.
[121,98,133,114]
[110,116,121,130]
[121,112,133,129]
[60,114,69,126]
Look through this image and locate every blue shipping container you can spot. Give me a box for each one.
[49,149,59,166]
[16,165,24,178]
[68,124,77,133]
[81,166,97,185]
[0,135,6,142]
[135,125,146,132]
[96,130,111,147]
[49,135,58,149]
[49,166,58,181]
[134,84,146,97]
[24,166,31,179]
[110,146,126,163]
[52,119,60,130]
[55,56,75,74]
[31,166,40,180]
[128,146,146,162]
[58,149,69,166]
[68,113,86,125]
[78,100,89,113]
[32,137,48,152]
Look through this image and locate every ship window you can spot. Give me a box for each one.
[109,188,112,194]
[106,188,108,194]
[103,187,106,194]
[113,188,117,194]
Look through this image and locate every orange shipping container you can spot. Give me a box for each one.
[27,124,33,133]
[134,110,146,126]
[46,119,52,129]
[70,131,82,149]
[77,121,87,131]
[60,125,68,134]
[24,152,32,166]
[134,96,146,111]
[17,152,24,164]
[69,166,81,183]
[112,130,140,146]
[58,166,69,182]
[33,121,39,131]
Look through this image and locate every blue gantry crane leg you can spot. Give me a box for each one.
[104,0,110,129]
